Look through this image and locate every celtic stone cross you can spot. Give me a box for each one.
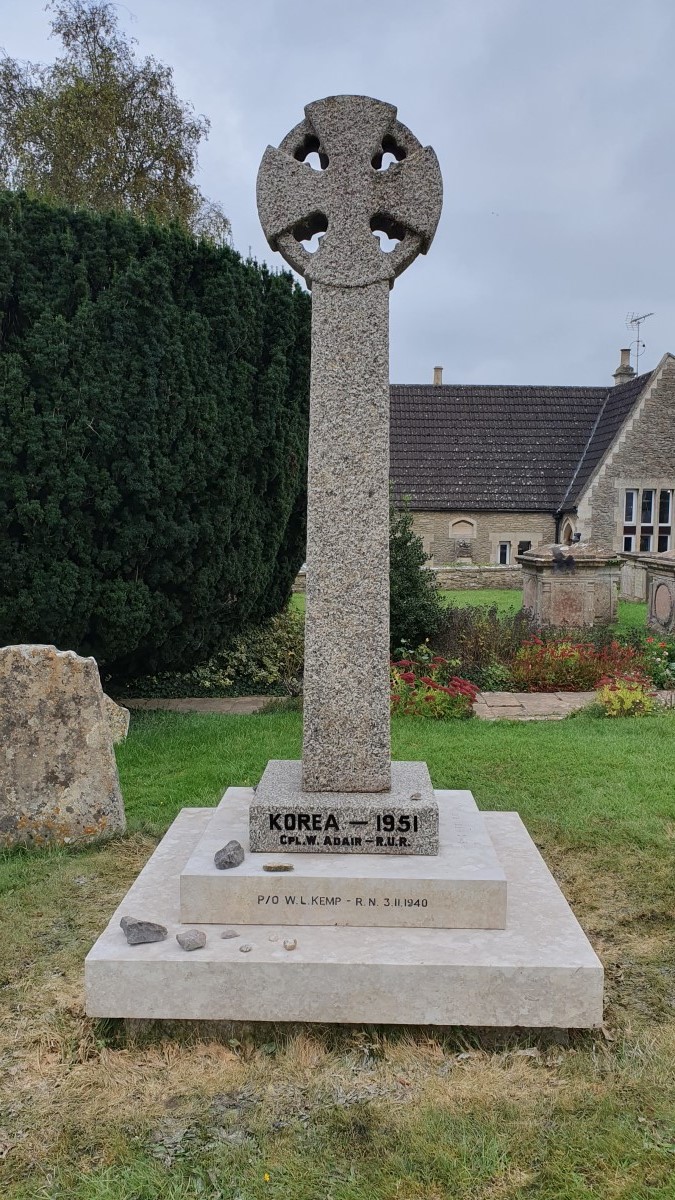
[257,95,442,794]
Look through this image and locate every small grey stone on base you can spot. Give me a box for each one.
[120,915,167,945]
[239,943,254,953]
[176,929,206,951]
[214,840,245,870]
[283,938,298,951]
[221,929,240,939]
[250,760,439,855]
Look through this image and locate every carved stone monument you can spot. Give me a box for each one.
[85,97,603,1030]
[518,543,620,628]
[252,95,442,852]
[623,547,675,634]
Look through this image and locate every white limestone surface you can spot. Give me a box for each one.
[181,788,506,929]
[85,799,604,1027]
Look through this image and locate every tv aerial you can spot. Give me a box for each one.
[625,311,654,374]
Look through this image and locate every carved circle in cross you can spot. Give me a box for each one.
[256,95,443,288]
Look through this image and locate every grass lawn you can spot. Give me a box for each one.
[292,587,649,631]
[1,710,674,1198]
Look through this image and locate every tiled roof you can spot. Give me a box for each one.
[390,374,651,512]
[560,372,651,507]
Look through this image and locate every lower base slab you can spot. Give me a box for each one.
[85,803,604,1027]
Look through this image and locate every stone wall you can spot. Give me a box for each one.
[410,510,554,566]
[294,564,522,592]
[575,356,675,548]
[432,565,522,590]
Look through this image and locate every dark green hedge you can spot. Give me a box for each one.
[0,192,310,680]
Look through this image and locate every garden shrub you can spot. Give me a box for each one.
[642,636,675,689]
[431,603,532,685]
[390,645,478,719]
[0,191,310,681]
[594,675,656,717]
[389,503,443,651]
[510,638,646,692]
[110,609,305,698]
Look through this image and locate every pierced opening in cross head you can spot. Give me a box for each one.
[293,210,328,254]
[370,212,406,253]
[372,134,407,172]
[294,133,329,171]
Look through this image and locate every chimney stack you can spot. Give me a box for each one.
[613,347,635,386]
[433,365,443,386]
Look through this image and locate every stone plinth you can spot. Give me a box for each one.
[0,644,126,848]
[518,543,620,627]
[249,760,438,854]
[85,799,604,1028]
[180,788,505,928]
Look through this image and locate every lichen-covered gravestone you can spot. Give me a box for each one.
[252,95,443,853]
[0,644,127,847]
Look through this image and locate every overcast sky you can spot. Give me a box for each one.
[4,0,675,385]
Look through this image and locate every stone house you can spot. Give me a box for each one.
[390,352,675,581]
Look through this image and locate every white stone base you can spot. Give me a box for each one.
[85,796,604,1028]
[181,788,506,929]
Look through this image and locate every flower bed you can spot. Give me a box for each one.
[391,647,478,718]
[509,638,646,692]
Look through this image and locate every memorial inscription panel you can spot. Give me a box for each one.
[249,761,439,855]
[179,788,508,929]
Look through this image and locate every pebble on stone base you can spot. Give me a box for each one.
[120,915,167,945]
[176,929,207,951]
[283,938,298,951]
[239,943,254,953]
[221,928,240,939]
[214,839,245,870]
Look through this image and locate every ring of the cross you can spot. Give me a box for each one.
[256,95,443,289]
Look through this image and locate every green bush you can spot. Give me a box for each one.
[110,609,305,699]
[0,191,310,681]
[389,504,443,651]
[642,635,675,688]
[432,603,532,684]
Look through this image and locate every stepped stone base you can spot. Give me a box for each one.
[249,760,439,854]
[85,796,604,1028]
[181,788,506,929]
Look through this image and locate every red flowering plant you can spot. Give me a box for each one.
[390,643,479,719]
[510,637,645,692]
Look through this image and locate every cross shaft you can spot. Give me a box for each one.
[257,96,442,793]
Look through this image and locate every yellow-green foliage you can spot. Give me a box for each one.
[596,676,656,717]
